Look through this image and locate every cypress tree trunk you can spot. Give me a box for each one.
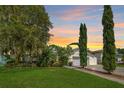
[79,23,87,67]
[102,5,116,73]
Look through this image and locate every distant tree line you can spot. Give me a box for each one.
[117,48,124,62]
[117,48,124,54]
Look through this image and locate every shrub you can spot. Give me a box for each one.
[52,62,63,67]
[68,62,72,66]
[122,55,124,62]
[5,61,15,67]
[47,60,54,67]
[36,61,41,67]
[5,55,15,67]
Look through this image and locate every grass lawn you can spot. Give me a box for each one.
[0,67,124,88]
[117,64,124,67]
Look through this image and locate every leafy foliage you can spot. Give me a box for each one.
[117,48,124,54]
[0,6,52,65]
[37,46,57,67]
[122,55,124,62]
[52,62,63,67]
[36,45,73,67]
[49,45,73,66]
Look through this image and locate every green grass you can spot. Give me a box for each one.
[0,67,123,88]
[117,64,124,67]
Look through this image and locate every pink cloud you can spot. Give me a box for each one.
[50,27,78,37]
[49,25,103,39]
[115,30,124,37]
[87,26,102,33]
[60,13,98,21]
[53,6,99,21]
[58,7,85,21]
[114,11,124,18]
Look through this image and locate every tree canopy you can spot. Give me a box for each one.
[0,6,53,64]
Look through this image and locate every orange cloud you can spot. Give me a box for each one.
[115,23,124,28]
[49,37,78,47]
[49,25,124,50]
[49,36,124,50]
[49,26,104,50]
[81,42,103,50]
[49,36,103,50]
[116,40,124,47]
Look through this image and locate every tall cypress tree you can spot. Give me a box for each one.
[102,5,116,73]
[83,24,87,66]
[79,23,87,67]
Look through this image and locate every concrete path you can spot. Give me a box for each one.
[86,65,124,76]
[64,66,124,85]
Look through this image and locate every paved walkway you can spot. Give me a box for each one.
[86,65,124,76]
[64,66,124,85]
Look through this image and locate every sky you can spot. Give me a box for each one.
[45,5,124,51]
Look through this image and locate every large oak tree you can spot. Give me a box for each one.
[0,6,52,64]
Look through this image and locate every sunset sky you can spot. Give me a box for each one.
[45,5,124,51]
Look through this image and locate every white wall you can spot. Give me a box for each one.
[88,56,97,65]
[69,50,97,66]
[72,59,80,67]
